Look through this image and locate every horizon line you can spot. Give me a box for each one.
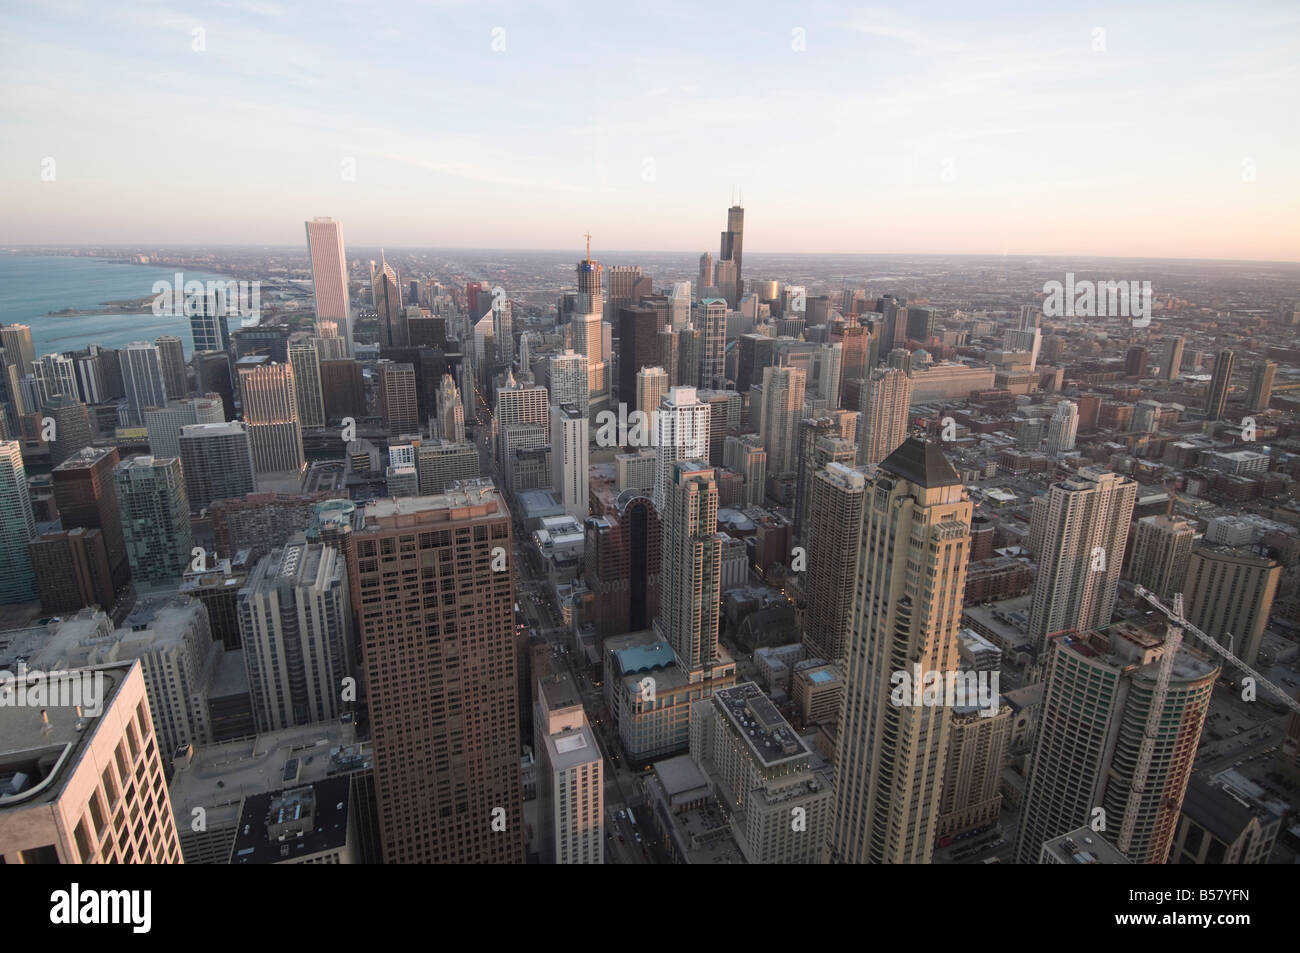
[4,245,1299,268]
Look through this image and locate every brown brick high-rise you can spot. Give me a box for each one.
[351,481,524,864]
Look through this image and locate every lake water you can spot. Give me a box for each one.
[0,255,234,357]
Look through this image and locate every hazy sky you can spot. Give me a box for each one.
[3,1,1298,260]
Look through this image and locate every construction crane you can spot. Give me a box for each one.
[1117,617,1181,855]
[1134,586,1300,718]
[1118,587,1300,854]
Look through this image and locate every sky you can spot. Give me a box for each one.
[2,0,1298,260]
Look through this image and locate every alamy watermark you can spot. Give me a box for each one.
[890,665,1000,717]
[1042,272,1151,327]
[151,272,261,324]
[0,663,106,717]
[594,402,702,450]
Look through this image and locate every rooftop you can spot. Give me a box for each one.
[1041,827,1131,864]
[229,775,352,864]
[878,437,961,488]
[0,662,131,809]
[714,682,808,767]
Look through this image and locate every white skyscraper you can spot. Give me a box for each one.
[551,402,590,521]
[652,386,711,512]
[548,349,589,417]
[636,366,669,417]
[1045,400,1079,457]
[305,217,353,355]
[535,673,604,864]
[669,281,692,329]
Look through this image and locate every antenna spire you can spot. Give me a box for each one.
[584,232,592,261]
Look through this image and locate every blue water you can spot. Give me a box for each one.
[0,256,234,357]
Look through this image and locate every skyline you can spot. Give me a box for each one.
[2,1,1298,260]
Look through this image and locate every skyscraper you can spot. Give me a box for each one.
[144,396,224,459]
[635,366,668,417]
[669,281,691,329]
[52,446,128,591]
[1206,349,1236,420]
[436,373,465,443]
[155,335,188,399]
[698,252,713,294]
[237,361,305,475]
[33,352,78,405]
[1125,345,1149,378]
[1183,546,1281,667]
[43,393,93,466]
[655,461,723,672]
[353,484,524,864]
[695,298,727,390]
[551,402,589,521]
[1016,622,1217,863]
[0,440,37,604]
[305,217,353,354]
[0,660,183,864]
[1161,335,1185,382]
[1044,399,1079,457]
[0,324,35,378]
[719,203,744,307]
[857,367,912,467]
[755,365,806,475]
[239,542,353,732]
[120,341,168,426]
[178,421,257,512]
[830,438,971,864]
[495,377,550,467]
[114,455,193,583]
[320,358,365,422]
[803,462,867,663]
[194,350,234,420]
[288,342,327,428]
[372,252,405,348]
[1246,360,1277,413]
[1027,467,1137,651]
[534,673,604,864]
[652,386,711,512]
[585,491,660,640]
[1126,514,1194,601]
[190,292,232,355]
[618,305,660,406]
[548,350,589,418]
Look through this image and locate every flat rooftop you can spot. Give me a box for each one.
[0,662,131,809]
[714,682,808,767]
[169,719,367,832]
[230,775,352,865]
[1041,828,1131,864]
[358,478,504,525]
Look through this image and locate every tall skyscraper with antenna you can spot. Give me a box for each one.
[718,199,744,307]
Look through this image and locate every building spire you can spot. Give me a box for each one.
[584,232,592,261]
